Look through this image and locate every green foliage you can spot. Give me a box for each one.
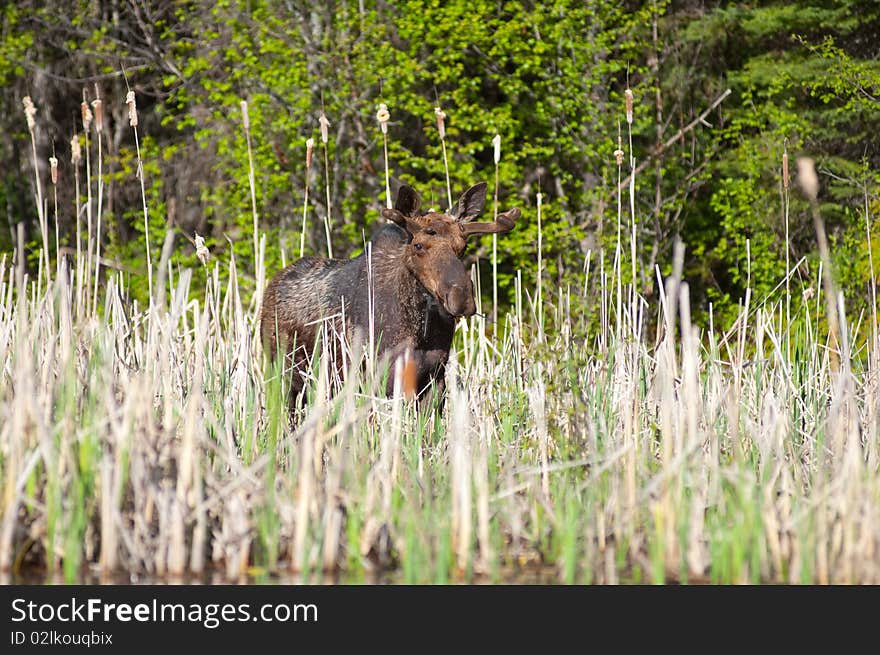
[670,0,880,325]
[2,0,879,325]
[0,6,31,86]
[153,0,656,305]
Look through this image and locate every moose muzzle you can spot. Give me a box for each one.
[443,281,477,318]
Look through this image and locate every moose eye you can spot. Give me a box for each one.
[414,243,424,252]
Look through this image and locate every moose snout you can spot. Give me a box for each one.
[444,282,476,318]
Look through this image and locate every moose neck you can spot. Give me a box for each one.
[364,226,457,353]
[396,265,454,345]
[364,253,455,349]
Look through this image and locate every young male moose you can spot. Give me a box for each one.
[260,182,520,406]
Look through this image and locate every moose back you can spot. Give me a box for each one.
[260,182,520,405]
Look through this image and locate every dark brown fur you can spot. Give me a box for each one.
[260,183,519,406]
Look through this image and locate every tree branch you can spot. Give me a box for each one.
[619,88,732,192]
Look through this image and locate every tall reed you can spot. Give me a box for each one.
[2,90,879,587]
[92,87,105,313]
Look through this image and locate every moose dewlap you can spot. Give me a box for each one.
[260,182,520,405]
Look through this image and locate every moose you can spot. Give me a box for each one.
[260,182,520,407]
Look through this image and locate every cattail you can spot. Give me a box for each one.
[376,103,390,134]
[434,107,446,140]
[240,98,259,267]
[435,107,452,208]
[797,157,819,201]
[50,154,59,272]
[22,95,48,281]
[240,100,249,131]
[319,112,330,144]
[194,233,209,265]
[306,137,315,169]
[624,89,634,125]
[126,91,137,128]
[378,104,392,209]
[491,133,502,322]
[614,125,624,166]
[782,149,789,190]
[300,137,316,258]
[81,96,93,132]
[71,134,81,165]
[92,96,103,133]
[614,131,625,166]
[22,96,36,132]
[318,112,333,257]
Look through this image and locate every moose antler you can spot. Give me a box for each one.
[382,182,518,237]
[459,207,520,237]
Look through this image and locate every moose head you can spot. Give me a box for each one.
[381,183,520,318]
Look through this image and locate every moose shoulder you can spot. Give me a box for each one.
[260,182,520,405]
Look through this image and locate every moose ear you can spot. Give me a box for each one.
[460,207,520,237]
[382,207,408,227]
[394,185,421,217]
[451,182,488,222]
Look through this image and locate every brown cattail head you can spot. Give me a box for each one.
[782,149,789,190]
[71,134,81,165]
[614,129,624,166]
[624,88,634,125]
[125,91,138,128]
[376,103,390,135]
[93,84,104,133]
[319,112,330,144]
[797,157,819,202]
[194,232,210,265]
[240,100,249,131]
[22,96,37,132]
[92,82,104,133]
[92,96,103,135]
[305,137,315,169]
[81,95,93,133]
[434,107,446,140]
[49,156,58,185]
